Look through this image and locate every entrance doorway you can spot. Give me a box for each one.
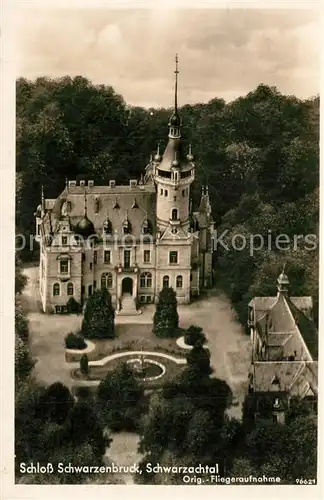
[122,277,133,295]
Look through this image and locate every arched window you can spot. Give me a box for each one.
[163,275,169,288]
[67,282,74,296]
[140,272,152,288]
[176,275,183,288]
[53,283,60,296]
[171,208,178,221]
[101,272,113,289]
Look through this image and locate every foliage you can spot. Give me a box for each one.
[15,336,34,386]
[137,371,233,483]
[15,380,109,483]
[82,288,115,339]
[153,287,179,338]
[96,363,145,431]
[15,299,29,341]
[66,297,82,314]
[80,354,89,375]
[186,345,212,375]
[15,254,27,294]
[184,325,206,347]
[65,332,86,350]
[38,382,74,424]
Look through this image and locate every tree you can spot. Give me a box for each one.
[153,287,179,337]
[80,354,89,376]
[96,363,144,431]
[39,382,74,424]
[15,336,34,386]
[15,254,27,294]
[15,300,29,341]
[82,288,115,339]
[186,345,212,375]
[184,325,206,347]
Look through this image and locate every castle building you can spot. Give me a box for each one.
[248,268,318,424]
[35,56,214,314]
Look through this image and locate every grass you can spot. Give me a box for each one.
[67,323,186,362]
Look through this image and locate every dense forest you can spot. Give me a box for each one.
[16,76,319,324]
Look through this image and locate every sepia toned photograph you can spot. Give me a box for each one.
[6,1,320,492]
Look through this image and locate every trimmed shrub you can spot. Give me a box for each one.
[153,287,179,338]
[186,346,212,375]
[80,354,89,376]
[82,288,115,339]
[184,325,206,347]
[65,332,87,350]
[66,297,82,314]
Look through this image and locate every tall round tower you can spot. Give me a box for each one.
[153,55,195,232]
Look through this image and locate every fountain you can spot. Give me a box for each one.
[126,350,166,381]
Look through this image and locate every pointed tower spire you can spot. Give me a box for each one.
[168,54,182,137]
[174,53,179,112]
[41,185,45,216]
[154,142,161,162]
[84,191,87,216]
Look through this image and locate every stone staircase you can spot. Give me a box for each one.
[116,294,142,316]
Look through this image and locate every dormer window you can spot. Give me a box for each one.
[94,197,100,213]
[113,198,120,209]
[132,198,139,209]
[103,218,112,235]
[273,398,280,408]
[123,219,132,235]
[62,236,68,246]
[142,217,152,235]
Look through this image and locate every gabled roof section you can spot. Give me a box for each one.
[285,297,318,360]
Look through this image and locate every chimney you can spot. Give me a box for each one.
[109,180,116,188]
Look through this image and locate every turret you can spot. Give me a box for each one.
[153,55,195,231]
[277,265,289,296]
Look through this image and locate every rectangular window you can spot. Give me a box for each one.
[182,189,185,197]
[62,236,68,245]
[60,260,69,273]
[164,189,168,197]
[94,251,97,264]
[88,285,92,296]
[124,250,131,268]
[147,296,152,304]
[140,295,146,303]
[143,250,151,263]
[160,188,163,195]
[104,250,111,264]
[90,262,93,271]
[169,251,178,264]
[81,285,85,295]
[93,280,97,290]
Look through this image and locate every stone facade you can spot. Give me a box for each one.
[35,59,214,314]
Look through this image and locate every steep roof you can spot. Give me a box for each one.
[44,184,157,239]
[158,136,192,172]
[285,297,318,360]
[253,360,318,396]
